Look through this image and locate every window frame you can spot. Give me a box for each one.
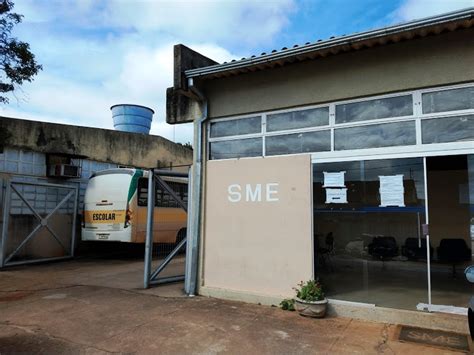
[207,82,474,161]
[209,115,262,139]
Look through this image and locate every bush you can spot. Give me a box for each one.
[280,298,295,311]
[294,279,325,302]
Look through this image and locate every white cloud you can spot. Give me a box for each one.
[103,41,236,139]
[1,73,115,127]
[393,0,473,22]
[3,0,296,144]
[112,42,235,100]
[2,38,236,143]
[104,0,295,47]
[15,0,295,47]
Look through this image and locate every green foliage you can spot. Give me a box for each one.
[294,279,325,302]
[182,142,193,150]
[279,298,295,311]
[0,0,42,103]
[177,142,193,150]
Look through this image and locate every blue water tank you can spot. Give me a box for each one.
[111,104,154,134]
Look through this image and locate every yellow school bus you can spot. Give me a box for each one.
[82,168,187,244]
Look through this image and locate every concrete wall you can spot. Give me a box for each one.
[0,117,193,168]
[202,155,313,298]
[199,29,474,119]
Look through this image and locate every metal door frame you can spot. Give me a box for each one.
[312,152,472,313]
[144,169,190,288]
[0,179,78,267]
[423,157,432,306]
[421,154,472,314]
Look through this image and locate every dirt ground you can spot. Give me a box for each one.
[0,257,470,354]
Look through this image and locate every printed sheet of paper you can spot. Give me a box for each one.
[323,171,346,188]
[326,188,348,204]
[379,174,405,207]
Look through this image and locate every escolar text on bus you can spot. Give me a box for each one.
[93,212,117,221]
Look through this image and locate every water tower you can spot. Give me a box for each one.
[111,104,154,134]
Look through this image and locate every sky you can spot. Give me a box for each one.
[2,0,473,145]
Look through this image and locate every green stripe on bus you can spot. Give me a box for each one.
[128,169,144,203]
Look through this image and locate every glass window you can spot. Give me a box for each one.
[137,179,148,206]
[335,121,416,150]
[336,95,413,124]
[210,116,261,138]
[422,115,474,144]
[265,130,331,156]
[422,87,474,114]
[313,158,426,310]
[267,107,329,132]
[209,138,262,160]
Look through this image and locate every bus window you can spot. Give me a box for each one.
[137,178,148,206]
[136,177,188,208]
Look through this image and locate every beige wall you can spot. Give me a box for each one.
[201,29,474,119]
[202,155,313,298]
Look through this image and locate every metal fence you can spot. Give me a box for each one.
[0,179,78,267]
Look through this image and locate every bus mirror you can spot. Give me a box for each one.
[465,265,474,283]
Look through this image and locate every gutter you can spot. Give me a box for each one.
[184,78,208,296]
[185,7,474,78]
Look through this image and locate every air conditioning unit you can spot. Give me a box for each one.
[48,164,81,178]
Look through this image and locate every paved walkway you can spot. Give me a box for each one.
[0,259,469,354]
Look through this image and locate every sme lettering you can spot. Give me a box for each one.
[227,183,279,203]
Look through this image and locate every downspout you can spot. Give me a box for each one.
[184,78,208,296]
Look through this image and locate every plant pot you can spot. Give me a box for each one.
[294,297,328,318]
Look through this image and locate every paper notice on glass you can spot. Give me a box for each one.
[326,188,348,204]
[379,175,405,207]
[323,171,346,187]
[380,192,405,207]
[379,175,404,190]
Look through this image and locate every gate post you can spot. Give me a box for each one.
[0,180,11,268]
[184,167,197,295]
[70,186,79,258]
[144,169,155,288]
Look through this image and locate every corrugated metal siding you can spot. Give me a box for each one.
[0,149,46,176]
[0,148,118,214]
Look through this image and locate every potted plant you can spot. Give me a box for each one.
[293,279,328,318]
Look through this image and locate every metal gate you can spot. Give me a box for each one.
[144,169,190,288]
[0,179,78,267]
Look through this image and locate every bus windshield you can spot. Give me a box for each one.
[85,171,133,206]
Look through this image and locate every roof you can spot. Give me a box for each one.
[185,7,474,80]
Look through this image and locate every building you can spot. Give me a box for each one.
[167,9,474,329]
[0,116,192,266]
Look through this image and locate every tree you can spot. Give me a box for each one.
[182,142,193,150]
[0,0,41,103]
[177,142,193,151]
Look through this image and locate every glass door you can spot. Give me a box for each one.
[426,154,474,309]
[313,157,429,310]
